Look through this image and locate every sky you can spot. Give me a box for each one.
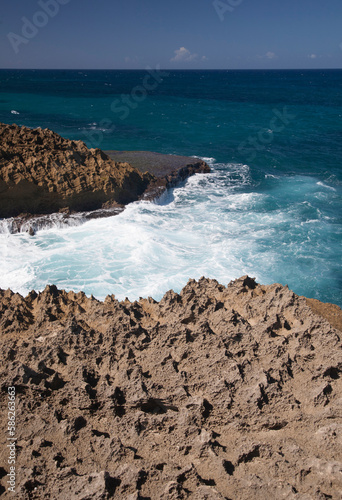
[0,0,341,70]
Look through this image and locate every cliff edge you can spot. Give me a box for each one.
[0,123,153,218]
[0,123,210,223]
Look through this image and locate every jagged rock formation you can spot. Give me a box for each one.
[0,123,152,218]
[0,276,341,499]
[0,124,210,226]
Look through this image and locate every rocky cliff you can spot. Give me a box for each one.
[0,276,341,499]
[0,123,152,218]
[0,124,210,224]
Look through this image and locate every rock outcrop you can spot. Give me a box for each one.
[0,123,152,218]
[0,124,210,227]
[0,276,341,499]
[106,150,211,202]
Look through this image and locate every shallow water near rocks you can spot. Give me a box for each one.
[0,159,341,305]
[0,69,341,305]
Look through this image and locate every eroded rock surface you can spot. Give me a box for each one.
[0,276,341,499]
[0,123,152,218]
[0,124,210,230]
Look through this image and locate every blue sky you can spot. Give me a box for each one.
[1,0,341,69]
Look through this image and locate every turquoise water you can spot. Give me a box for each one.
[0,69,341,305]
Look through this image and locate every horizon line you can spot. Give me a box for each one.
[0,67,341,71]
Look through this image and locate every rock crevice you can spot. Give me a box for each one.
[0,276,341,499]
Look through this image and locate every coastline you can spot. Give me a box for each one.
[0,123,341,498]
[0,122,210,234]
[105,150,211,203]
[0,1,341,490]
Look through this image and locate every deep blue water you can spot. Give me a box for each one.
[0,69,341,305]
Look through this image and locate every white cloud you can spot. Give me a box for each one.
[308,54,317,59]
[257,52,278,60]
[171,47,198,63]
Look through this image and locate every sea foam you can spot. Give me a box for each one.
[0,159,341,305]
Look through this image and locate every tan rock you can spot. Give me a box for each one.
[0,122,152,218]
[0,276,341,498]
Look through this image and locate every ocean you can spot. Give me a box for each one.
[0,69,341,305]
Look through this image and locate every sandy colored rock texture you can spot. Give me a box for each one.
[0,123,152,218]
[0,123,210,225]
[0,276,341,499]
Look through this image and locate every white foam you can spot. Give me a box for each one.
[0,213,86,234]
[0,161,340,303]
[196,156,216,163]
[11,110,20,115]
[316,181,336,191]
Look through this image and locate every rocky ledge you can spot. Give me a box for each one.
[0,123,209,230]
[106,150,211,202]
[0,276,341,499]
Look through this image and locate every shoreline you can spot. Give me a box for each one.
[0,123,210,234]
[0,147,210,234]
[0,122,210,219]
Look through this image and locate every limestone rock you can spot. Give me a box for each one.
[0,122,152,218]
[0,276,341,498]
